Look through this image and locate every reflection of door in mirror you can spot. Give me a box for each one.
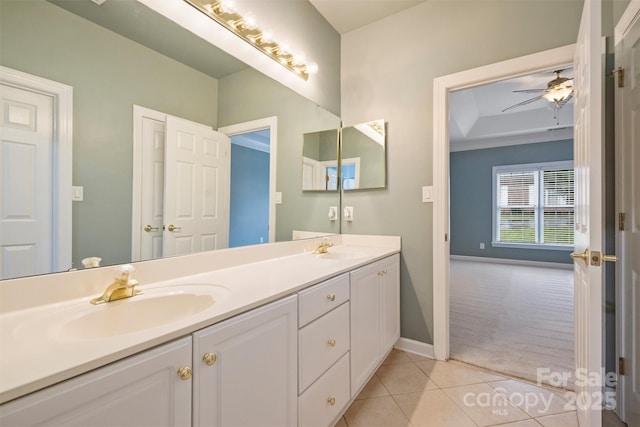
[132,106,230,261]
[0,68,72,279]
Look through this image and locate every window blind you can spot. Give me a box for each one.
[542,169,574,245]
[496,171,537,243]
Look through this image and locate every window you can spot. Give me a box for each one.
[492,161,574,249]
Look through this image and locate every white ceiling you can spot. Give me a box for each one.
[308,0,427,34]
[449,68,575,152]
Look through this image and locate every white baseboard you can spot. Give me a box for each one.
[450,255,573,270]
[394,337,435,359]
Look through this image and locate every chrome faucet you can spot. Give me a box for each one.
[90,264,141,305]
[313,238,334,254]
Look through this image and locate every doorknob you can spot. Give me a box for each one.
[143,224,159,232]
[570,248,589,264]
[167,224,181,232]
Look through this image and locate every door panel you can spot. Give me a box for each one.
[616,3,640,424]
[140,116,164,261]
[572,0,603,425]
[163,116,230,257]
[0,84,53,279]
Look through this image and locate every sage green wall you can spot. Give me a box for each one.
[340,0,585,345]
[217,68,341,241]
[0,0,218,269]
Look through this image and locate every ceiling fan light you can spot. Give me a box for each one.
[543,86,573,103]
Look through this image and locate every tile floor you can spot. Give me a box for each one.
[334,349,627,427]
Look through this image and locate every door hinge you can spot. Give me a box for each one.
[445,233,448,242]
[619,212,626,231]
[610,67,625,88]
[619,357,625,376]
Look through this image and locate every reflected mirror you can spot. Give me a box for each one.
[341,119,386,190]
[0,0,340,279]
[301,119,386,192]
[301,129,340,191]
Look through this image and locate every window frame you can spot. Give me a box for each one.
[491,160,574,251]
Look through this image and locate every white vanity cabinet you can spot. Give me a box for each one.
[0,337,193,427]
[191,295,298,427]
[350,254,400,396]
[297,273,351,427]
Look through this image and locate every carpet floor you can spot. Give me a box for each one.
[449,259,575,389]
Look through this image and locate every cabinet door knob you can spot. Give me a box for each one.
[327,397,336,406]
[177,366,192,381]
[203,353,217,366]
[327,339,336,347]
[327,293,336,302]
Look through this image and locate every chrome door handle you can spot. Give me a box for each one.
[167,224,181,232]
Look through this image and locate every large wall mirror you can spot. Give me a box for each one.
[0,0,341,279]
[302,119,386,192]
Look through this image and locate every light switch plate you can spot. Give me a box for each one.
[275,192,282,204]
[72,186,84,202]
[422,186,433,203]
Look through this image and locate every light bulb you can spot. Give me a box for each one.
[243,15,258,30]
[306,62,319,75]
[219,0,237,14]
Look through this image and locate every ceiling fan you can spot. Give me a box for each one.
[501,69,574,114]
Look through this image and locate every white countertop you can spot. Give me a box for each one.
[0,235,400,404]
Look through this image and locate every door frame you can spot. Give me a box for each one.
[431,44,576,360]
[218,117,278,244]
[0,66,73,272]
[614,0,640,422]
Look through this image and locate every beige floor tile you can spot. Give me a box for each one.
[393,389,476,427]
[382,349,413,365]
[535,411,578,427]
[442,383,530,426]
[332,416,347,427]
[414,359,487,388]
[489,420,541,427]
[355,375,390,400]
[405,352,433,362]
[489,379,572,417]
[343,396,411,427]
[376,361,439,394]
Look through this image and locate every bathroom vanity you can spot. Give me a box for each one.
[0,235,400,427]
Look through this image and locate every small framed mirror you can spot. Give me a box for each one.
[302,128,340,191]
[341,119,386,190]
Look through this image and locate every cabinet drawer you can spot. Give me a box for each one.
[298,273,349,327]
[299,352,350,427]
[299,302,349,393]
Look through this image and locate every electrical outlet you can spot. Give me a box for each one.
[343,206,354,221]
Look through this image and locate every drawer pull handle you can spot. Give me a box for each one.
[327,339,336,347]
[327,397,336,406]
[177,366,192,381]
[203,353,217,366]
[327,293,336,301]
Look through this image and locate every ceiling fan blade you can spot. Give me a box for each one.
[501,94,543,112]
[512,88,546,93]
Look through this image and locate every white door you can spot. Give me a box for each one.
[140,116,165,261]
[0,84,53,279]
[615,2,640,425]
[163,116,230,256]
[572,0,605,425]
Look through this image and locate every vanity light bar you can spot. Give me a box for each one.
[183,0,317,81]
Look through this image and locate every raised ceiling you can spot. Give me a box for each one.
[450,67,575,152]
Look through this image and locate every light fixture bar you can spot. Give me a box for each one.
[184,0,316,81]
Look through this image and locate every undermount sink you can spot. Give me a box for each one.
[16,284,229,341]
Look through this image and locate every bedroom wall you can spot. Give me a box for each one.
[449,140,574,264]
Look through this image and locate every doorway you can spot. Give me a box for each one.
[228,129,270,247]
[447,68,576,385]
